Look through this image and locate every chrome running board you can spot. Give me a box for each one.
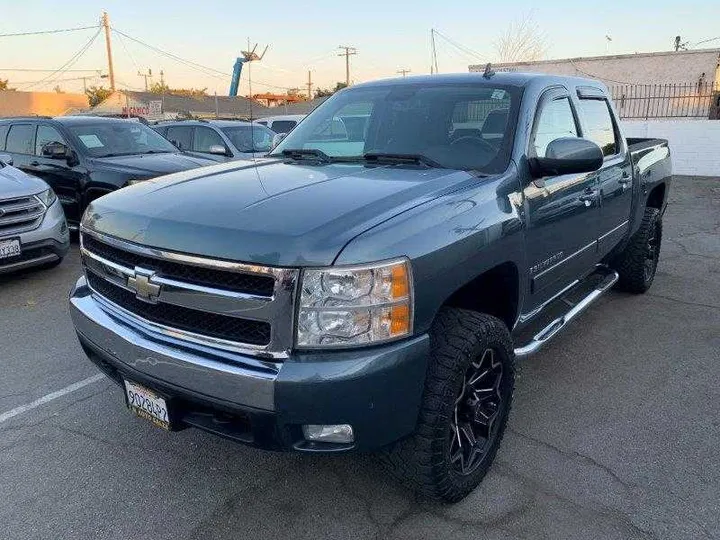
[513,267,619,358]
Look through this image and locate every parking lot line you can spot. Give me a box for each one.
[0,374,105,424]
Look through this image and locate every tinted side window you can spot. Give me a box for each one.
[193,127,225,153]
[532,98,578,157]
[166,126,193,150]
[579,99,618,156]
[6,124,36,155]
[270,121,297,134]
[0,125,8,151]
[36,125,67,155]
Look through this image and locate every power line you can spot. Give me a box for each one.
[0,25,98,38]
[432,29,484,62]
[111,27,294,91]
[0,68,101,72]
[691,36,720,47]
[20,28,102,90]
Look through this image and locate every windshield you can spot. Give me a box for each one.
[68,122,178,158]
[221,124,274,153]
[272,82,520,172]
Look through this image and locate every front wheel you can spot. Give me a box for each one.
[380,308,515,503]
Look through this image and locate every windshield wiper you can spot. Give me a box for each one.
[278,148,332,163]
[363,152,443,168]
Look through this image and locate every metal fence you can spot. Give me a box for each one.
[609,82,720,120]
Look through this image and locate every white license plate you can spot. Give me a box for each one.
[124,380,170,430]
[0,238,21,260]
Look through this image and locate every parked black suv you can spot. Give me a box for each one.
[0,116,216,227]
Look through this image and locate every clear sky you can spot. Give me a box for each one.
[1,0,718,96]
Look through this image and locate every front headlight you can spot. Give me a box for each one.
[296,259,413,348]
[36,188,57,208]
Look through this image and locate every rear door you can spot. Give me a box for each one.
[576,91,633,256]
[523,88,602,309]
[165,125,193,152]
[26,123,86,223]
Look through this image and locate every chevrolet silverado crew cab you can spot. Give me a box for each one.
[69,73,671,502]
[0,116,215,228]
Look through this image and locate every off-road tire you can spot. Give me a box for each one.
[611,207,662,294]
[380,308,515,503]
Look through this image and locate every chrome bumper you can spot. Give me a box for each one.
[69,276,278,411]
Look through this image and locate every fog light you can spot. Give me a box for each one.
[302,424,354,444]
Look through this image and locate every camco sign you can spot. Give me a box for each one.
[121,100,163,118]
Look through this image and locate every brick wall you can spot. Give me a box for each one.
[621,119,720,176]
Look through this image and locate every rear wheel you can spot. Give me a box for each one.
[611,207,662,294]
[380,308,515,503]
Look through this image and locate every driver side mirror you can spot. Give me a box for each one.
[530,138,603,178]
[208,144,228,156]
[271,132,287,149]
[42,141,70,160]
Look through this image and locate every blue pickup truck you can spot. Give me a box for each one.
[69,73,671,502]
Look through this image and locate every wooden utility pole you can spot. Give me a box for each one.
[397,68,411,78]
[338,46,357,86]
[430,29,439,74]
[101,11,115,90]
[138,68,152,91]
[306,70,313,99]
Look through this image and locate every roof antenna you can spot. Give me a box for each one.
[483,63,495,79]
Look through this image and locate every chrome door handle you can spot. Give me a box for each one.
[578,189,598,207]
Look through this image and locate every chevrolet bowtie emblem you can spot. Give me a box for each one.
[127,267,161,303]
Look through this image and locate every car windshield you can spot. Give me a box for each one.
[272,82,520,172]
[221,124,275,153]
[68,122,178,158]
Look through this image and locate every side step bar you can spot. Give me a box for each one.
[514,268,619,358]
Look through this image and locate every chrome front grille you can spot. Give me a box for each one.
[80,229,298,359]
[0,195,46,235]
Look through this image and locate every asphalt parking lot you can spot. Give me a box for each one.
[1,175,718,540]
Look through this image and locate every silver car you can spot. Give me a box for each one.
[0,153,70,274]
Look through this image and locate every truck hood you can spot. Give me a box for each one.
[0,164,48,200]
[84,160,477,266]
[89,152,215,177]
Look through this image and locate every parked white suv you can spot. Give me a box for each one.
[0,153,70,274]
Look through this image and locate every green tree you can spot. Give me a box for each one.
[86,86,113,107]
[314,82,348,98]
[150,81,207,98]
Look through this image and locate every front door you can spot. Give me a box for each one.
[26,124,86,224]
[522,89,602,312]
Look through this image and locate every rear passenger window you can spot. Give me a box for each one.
[270,121,297,134]
[6,124,36,155]
[0,125,8,151]
[166,126,193,150]
[579,99,618,156]
[532,98,578,157]
[192,127,225,153]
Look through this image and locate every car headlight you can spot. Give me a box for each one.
[296,259,413,348]
[36,188,57,208]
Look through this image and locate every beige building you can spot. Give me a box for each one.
[470,48,720,86]
[0,90,89,117]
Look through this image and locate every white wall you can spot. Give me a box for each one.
[621,119,720,177]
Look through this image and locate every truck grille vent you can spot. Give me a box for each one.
[82,234,275,297]
[0,195,46,235]
[86,271,272,346]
